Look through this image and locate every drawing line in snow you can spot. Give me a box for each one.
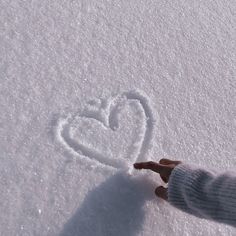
[56,90,155,170]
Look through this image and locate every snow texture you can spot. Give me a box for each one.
[1,0,236,235]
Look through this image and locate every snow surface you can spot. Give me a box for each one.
[1,0,236,235]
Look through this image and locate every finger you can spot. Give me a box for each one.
[133,161,166,174]
[155,186,168,201]
[160,175,168,183]
[159,158,181,165]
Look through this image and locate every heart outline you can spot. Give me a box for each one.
[57,90,155,170]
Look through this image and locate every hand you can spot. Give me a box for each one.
[133,159,181,200]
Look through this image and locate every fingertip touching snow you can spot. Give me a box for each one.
[57,90,155,171]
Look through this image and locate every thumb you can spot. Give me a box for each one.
[155,186,168,201]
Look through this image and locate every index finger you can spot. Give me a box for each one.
[133,161,166,174]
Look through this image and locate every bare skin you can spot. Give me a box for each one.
[133,159,182,200]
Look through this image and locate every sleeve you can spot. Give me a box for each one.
[168,164,236,227]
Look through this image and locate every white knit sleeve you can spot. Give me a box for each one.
[168,164,236,227]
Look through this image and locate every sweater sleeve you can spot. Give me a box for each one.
[168,164,236,227]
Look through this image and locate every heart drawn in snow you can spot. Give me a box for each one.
[57,91,155,169]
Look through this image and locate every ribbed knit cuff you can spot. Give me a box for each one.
[168,164,194,210]
[167,163,236,226]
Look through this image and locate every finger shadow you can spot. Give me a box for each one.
[59,172,156,236]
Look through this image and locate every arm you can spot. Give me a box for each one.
[168,164,236,227]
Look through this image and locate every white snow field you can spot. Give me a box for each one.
[1,0,236,235]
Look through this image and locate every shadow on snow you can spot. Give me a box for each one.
[59,172,156,236]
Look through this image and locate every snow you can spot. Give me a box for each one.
[1,0,236,235]
[57,90,155,171]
